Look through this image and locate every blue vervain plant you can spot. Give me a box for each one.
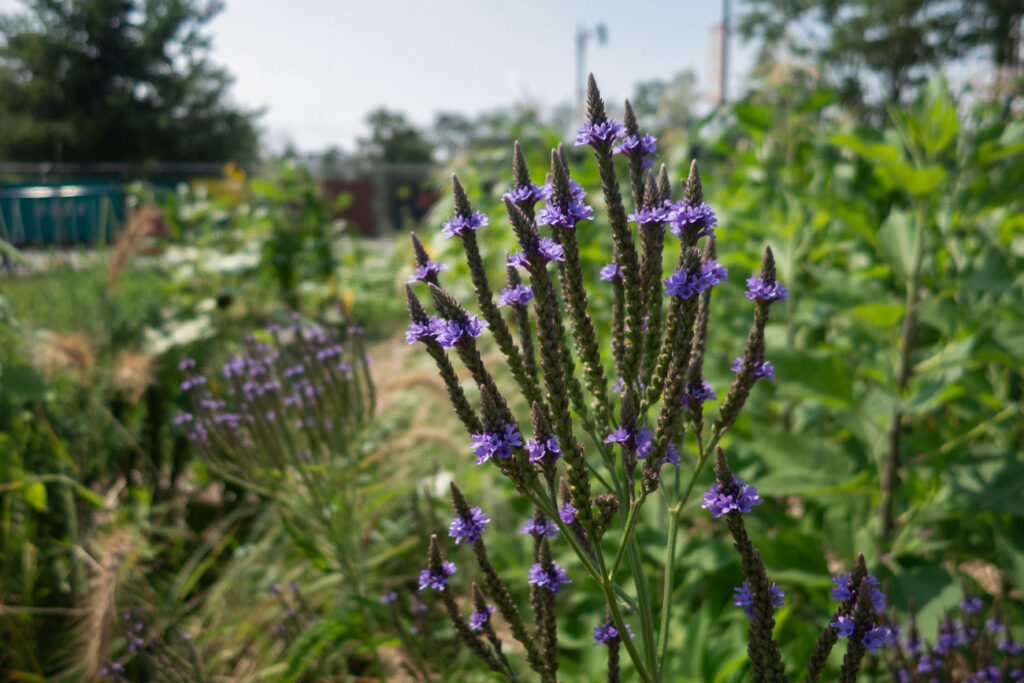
[404,75,896,682]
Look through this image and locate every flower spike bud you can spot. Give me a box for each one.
[410,232,431,267]
[760,245,777,285]
[642,173,658,210]
[620,385,639,432]
[405,284,429,324]
[657,163,671,204]
[450,482,472,519]
[683,159,704,206]
[586,73,607,123]
[549,148,572,206]
[557,143,570,175]
[512,140,531,188]
[451,174,472,218]
[838,577,876,682]
[623,99,639,137]
[427,283,466,323]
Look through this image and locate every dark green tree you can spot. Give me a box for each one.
[356,108,434,164]
[739,0,1022,110]
[0,0,260,162]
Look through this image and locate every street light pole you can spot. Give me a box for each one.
[575,23,608,120]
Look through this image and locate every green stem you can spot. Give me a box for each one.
[596,548,655,683]
[611,497,644,578]
[656,469,682,678]
[627,534,659,677]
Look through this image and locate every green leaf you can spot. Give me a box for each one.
[22,481,47,512]
[875,163,946,196]
[847,302,904,330]
[769,347,855,407]
[1,363,47,402]
[877,209,915,282]
[829,132,902,166]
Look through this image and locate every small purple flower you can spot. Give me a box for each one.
[613,133,658,167]
[441,211,488,238]
[664,260,727,299]
[469,424,523,464]
[667,201,717,240]
[178,357,196,371]
[173,412,194,425]
[683,380,717,408]
[497,284,534,308]
[604,426,654,458]
[986,618,1004,633]
[559,502,577,525]
[526,435,561,463]
[998,638,1024,655]
[627,202,670,226]
[593,622,635,645]
[507,237,565,269]
[664,443,681,466]
[731,357,775,380]
[381,591,398,604]
[435,315,488,348]
[863,625,895,653]
[960,596,984,614]
[408,259,449,284]
[702,476,763,517]
[270,583,282,595]
[832,615,855,637]
[468,605,497,632]
[536,198,594,229]
[405,315,442,344]
[528,561,571,593]
[449,506,490,545]
[520,517,559,538]
[418,560,457,591]
[745,276,789,302]
[917,655,938,673]
[504,183,551,207]
[829,572,887,613]
[733,580,785,619]
[600,262,623,283]
[575,119,626,147]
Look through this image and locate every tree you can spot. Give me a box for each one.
[0,0,260,162]
[630,70,698,140]
[739,0,1022,111]
[356,109,434,164]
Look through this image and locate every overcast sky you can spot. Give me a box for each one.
[1,0,756,152]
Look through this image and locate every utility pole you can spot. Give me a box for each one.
[720,0,731,105]
[575,23,608,120]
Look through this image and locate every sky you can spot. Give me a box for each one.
[205,0,755,152]
[0,0,756,153]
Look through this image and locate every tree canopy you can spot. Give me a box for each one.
[0,0,260,162]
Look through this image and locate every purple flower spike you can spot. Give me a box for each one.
[526,435,561,463]
[507,237,565,269]
[733,580,785,619]
[559,502,577,525]
[469,424,522,464]
[435,315,488,348]
[593,622,635,645]
[418,560,457,591]
[832,615,856,637]
[664,259,727,299]
[441,211,488,239]
[405,315,443,344]
[504,183,551,207]
[732,356,775,380]
[520,517,559,538]
[528,561,571,593]
[600,262,623,283]
[613,133,658,167]
[667,201,717,239]
[960,596,984,614]
[745,276,789,302]
[701,476,763,517]
[683,380,717,408]
[381,591,398,604]
[863,625,895,653]
[449,506,490,545]
[627,202,670,226]
[536,198,594,229]
[575,119,626,147]
[468,605,496,632]
[497,284,534,308]
[408,260,449,284]
[829,572,887,613]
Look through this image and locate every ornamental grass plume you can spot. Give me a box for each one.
[404,74,890,682]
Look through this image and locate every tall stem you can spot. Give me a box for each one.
[879,205,926,542]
